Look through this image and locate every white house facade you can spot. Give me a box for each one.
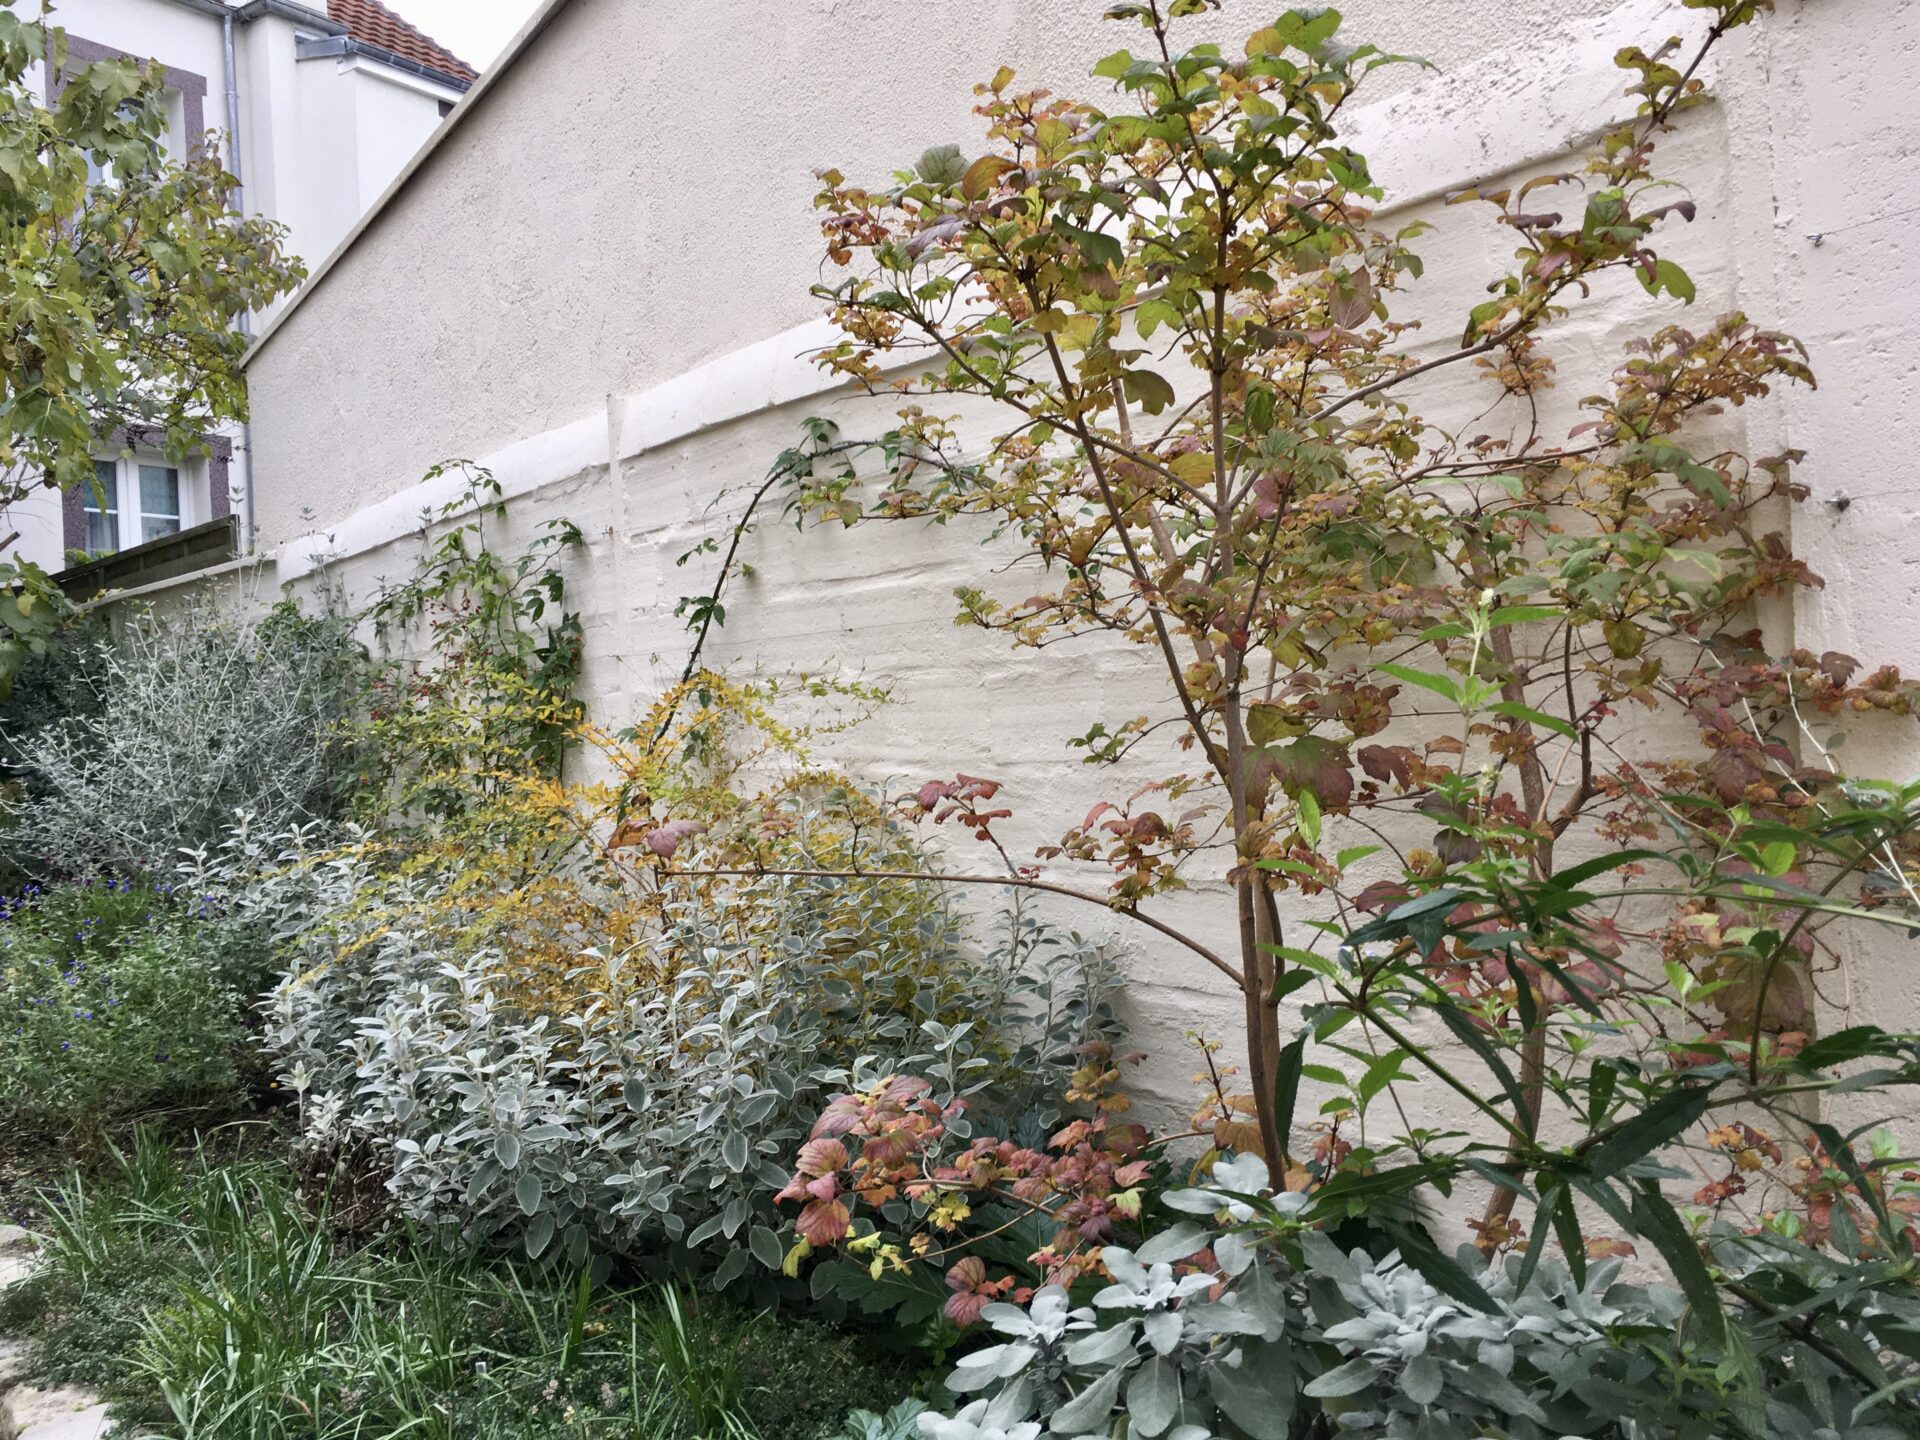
[2,0,474,584]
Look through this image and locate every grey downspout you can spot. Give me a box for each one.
[222,8,256,555]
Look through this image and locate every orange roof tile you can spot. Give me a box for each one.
[326,0,477,84]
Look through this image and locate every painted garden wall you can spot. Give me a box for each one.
[233,0,1920,1130]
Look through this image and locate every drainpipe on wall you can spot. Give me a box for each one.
[221,7,256,556]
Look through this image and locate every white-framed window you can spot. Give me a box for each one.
[79,453,193,556]
[82,89,186,186]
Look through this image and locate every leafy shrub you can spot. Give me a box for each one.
[907,1152,1920,1439]
[830,1401,932,1440]
[199,765,1123,1284]
[780,1053,1158,1338]
[1,597,362,878]
[360,463,587,820]
[778,0,1920,1332]
[0,877,271,1134]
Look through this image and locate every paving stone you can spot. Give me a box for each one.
[7,1389,109,1440]
[0,1257,31,1293]
[0,1337,27,1386]
[0,1228,27,1252]
[16,1405,110,1440]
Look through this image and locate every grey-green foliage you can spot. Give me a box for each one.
[2,596,362,876]
[835,1400,934,1440]
[915,1154,1917,1440]
[202,817,1123,1284]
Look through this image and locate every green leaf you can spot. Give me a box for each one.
[1432,1003,1534,1124]
[1127,1356,1179,1437]
[1209,1339,1294,1438]
[1060,222,1123,269]
[1271,8,1342,54]
[1546,850,1668,891]
[514,1173,542,1216]
[1486,701,1577,739]
[1487,604,1560,626]
[1385,1220,1500,1314]
[1584,1086,1714,1181]
[1295,787,1322,845]
[914,145,967,185]
[1374,661,1461,703]
[1538,1186,1585,1288]
[1807,1120,1899,1243]
[1270,969,1319,1005]
[1272,1031,1308,1154]
[811,1259,947,1326]
[1639,257,1696,303]
[1356,1049,1410,1108]
[1137,1222,1213,1264]
[748,1225,784,1270]
[1051,1363,1127,1433]
[1797,1025,1902,1070]
[1510,1185,1558,1295]
[1123,369,1177,414]
[525,1212,556,1260]
[1345,887,1467,958]
[1304,1357,1376,1398]
[1629,1181,1725,1342]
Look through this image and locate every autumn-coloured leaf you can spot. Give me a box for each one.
[1252,736,1353,809]
[644,819,704,858]
[795,1197,851,1246]
[1247,701,1308,744]
[796,1137,849,1177]
[961,155,1017,201]
[1357,744,1415,787]
[1329,268,1375,330]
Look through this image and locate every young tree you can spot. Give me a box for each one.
[695,0,1920,1275]
[0,2,303,684]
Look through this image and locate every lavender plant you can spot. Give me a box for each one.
[0,876,270,1134]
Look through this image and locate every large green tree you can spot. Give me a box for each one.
[0,2,303,684]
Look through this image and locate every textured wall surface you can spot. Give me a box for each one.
[240,0,1920,1131]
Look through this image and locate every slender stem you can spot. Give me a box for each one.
[1339,992,1534,1144]
[665,864,1243,987]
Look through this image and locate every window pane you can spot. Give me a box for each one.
[138,464,180,543]
[82,460,118,554]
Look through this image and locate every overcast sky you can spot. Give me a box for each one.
[384,0,545,73]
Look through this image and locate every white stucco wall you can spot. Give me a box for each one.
[237,0,1920,1133]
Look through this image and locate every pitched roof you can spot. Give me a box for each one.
[326,0,478,84]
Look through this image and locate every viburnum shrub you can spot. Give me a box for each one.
[697,0,1920,1415]
[777,1045,1155,1328]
